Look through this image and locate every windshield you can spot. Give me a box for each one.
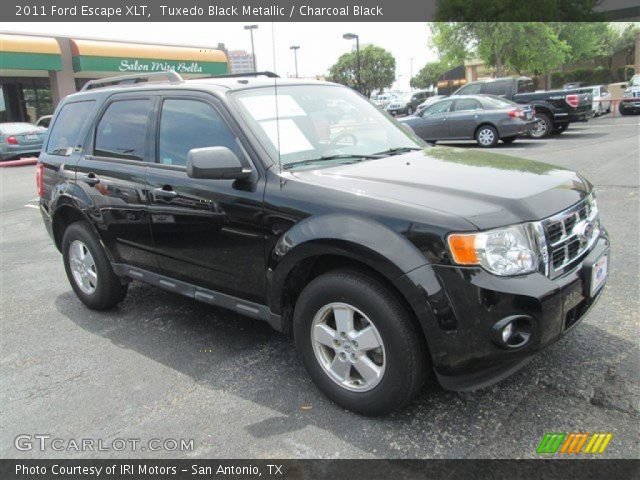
[630,75,640,87]
[231,84,423,168]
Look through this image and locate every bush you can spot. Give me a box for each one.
[550,67,613,88]
[616,66,635,82]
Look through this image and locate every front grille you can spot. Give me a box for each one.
[541,195,599,278]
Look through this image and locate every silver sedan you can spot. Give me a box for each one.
[400,95,536,147]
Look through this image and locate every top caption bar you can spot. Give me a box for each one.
[3,0,640,22]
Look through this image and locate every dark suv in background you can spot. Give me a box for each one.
[38,72,609,415]
[454,76,593,138]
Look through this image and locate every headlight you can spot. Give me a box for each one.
[623,90,632,98]
[448,224,539,276]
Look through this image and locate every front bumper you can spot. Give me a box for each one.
[620,98,640,112]
[401,231,610,391]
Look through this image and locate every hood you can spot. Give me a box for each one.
[288,147,591,230]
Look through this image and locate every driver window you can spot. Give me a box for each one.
[423,100,453,116]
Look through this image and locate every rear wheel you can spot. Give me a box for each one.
[501,136,517,144]
[293,270,429,416]
[529,112,552,138]
[62,222,128,310]
[476,125,499,147]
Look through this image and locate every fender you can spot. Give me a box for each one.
[266,213,429,314]
[527,99,557,115]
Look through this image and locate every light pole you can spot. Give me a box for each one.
[343,33,360,92]
[290,45,300,78]
[244,24,258,71]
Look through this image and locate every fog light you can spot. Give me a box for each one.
[492,315,535,349]
[502,322,514,343]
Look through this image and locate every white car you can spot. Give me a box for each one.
[588,85,612,116]
[372,93,396,109]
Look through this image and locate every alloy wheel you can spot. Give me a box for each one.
[69,240,98,294]
[478,128,495,146]
[310,302,386,392]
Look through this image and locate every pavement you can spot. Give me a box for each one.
[0,114,638,459]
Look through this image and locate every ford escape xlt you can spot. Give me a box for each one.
[38,72,609,415]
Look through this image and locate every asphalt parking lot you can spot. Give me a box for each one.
[1,114,638,459]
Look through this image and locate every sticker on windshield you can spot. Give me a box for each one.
[239,95,306,121]
[259,118,314,155]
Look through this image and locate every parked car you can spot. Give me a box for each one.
[35,115,53,129]
[371,93,396,109]
[563,82,585,90]
[583,85,612,116]
[400,95,536,147]
[619,74,640,115]
[385,93,413,116]
[399,90,432,115]
[39,72,609,415]
[416,95,446,115]
[0,122,46,160]
[453,76,592,138]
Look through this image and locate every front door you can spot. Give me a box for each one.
[413,99,453,140]
[145,94,266,303]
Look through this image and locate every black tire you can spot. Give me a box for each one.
[293,270,429,416]
[62,221,128,310]
[529,112,552,139]
[501,136,517,144]
[475,125,499,148]
[552,123,569,135]
[427,140,437,146]
[619,103,628,116]
[406,106,414,115]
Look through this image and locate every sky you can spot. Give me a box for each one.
[0,22,438,90]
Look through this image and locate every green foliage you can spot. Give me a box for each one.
[433,0,604,21]
[328,45,396,98]
[430,23,570,76]
[550,67,612,88]
[410,61,449,89]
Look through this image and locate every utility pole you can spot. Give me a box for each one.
[244,25,258,71]
[290,45,300,78]
[343,33,361,92]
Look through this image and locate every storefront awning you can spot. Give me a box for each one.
[0,34,62,71]
[70,39,228,75]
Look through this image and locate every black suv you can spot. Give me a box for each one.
[453,76,593,138]
[38,72,609,415]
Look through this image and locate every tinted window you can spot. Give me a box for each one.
[457,83,482,95]
[158,99,239,167]
[423,100,453,115]
[483,80,509,96]
[454,99,481,111]
[46,102,95,156]
[94,99,150,161]
[516,79,535,93]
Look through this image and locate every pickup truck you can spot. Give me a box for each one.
[453,76,593,138]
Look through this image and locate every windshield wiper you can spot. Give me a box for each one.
[373,147,422,156]
[282,153,382,170]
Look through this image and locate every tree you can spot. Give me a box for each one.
[430,22,570,77]
[328,45,395,97]
[434,0,604,22]
[410,61,449,89]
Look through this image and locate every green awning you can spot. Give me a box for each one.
[0,34,62,71]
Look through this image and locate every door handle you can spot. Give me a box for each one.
[152,187,178,199]
[81,173,100,186]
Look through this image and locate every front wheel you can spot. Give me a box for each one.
[406,106,414,115]
[476,125,499,147]
[529,112,552,138]
[293,270,429,416]
[62,222,128,310]
[619,103,628,116]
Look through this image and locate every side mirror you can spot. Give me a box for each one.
[187,146,251,180]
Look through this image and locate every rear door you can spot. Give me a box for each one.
[75,93,157,270]
[145,92,266,302]
[448,98,483,139]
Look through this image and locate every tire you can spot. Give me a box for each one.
[475,125,499,148]
[529,112,552,139]
[552,123,569,135]
[501,136,517,144]
[293,270,429,416]
[406,106,414,115]
[619,103,628,116]
[62,221,128,310]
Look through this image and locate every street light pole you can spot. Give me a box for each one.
[290,45,300,78]
[244,24,258,72]
[343,33,361,92]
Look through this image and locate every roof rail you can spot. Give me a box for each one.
[210,71,280,79]
[81,71,184,91]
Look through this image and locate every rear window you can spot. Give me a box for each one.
[46,102,95,156]
[454,98,481,111]
[0,123,39,135]
[482,80,509,96]
[94,99,151,161]
[516,79,535,93]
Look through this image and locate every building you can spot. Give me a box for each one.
[0,32,228,123]
[228,50,255,74]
